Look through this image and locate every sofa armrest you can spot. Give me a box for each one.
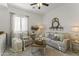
[57,39,69,52]
[63,39,69,43]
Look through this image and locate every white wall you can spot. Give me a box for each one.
[43,4,79,32]
[0,4,43,47]
[8,4,43,30]
[0,5,10,34]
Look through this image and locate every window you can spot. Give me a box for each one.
[21,17,28,32]
[12,14,28,33]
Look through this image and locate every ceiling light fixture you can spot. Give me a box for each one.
[30,3,49,9]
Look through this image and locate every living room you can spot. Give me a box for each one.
[1,3,79,56]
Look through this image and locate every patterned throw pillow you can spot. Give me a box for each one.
[47,33,54,40]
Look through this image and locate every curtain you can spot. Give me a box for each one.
[10,13,28,39]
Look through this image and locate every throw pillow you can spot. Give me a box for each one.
[59,33,64,42]
[47,33,54,40]
[54,33,64,41]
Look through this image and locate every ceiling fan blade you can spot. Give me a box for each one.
[42,3,49,6]
[38,7,40,9]
[30,3,37,5]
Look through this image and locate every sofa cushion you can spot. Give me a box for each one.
[46,32,66,42]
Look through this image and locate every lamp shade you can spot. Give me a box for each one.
[31,25,39,31]
[72,26,79,32]
[37,25,44,32]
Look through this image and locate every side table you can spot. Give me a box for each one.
[72,40,79,51]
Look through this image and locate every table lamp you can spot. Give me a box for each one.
[72,26,79,32]
[72,26,79,42]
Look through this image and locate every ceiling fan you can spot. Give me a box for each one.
[30,3,49,9]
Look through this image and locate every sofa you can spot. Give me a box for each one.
[45,32,70,52]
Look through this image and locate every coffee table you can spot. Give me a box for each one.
[31,39,46,56]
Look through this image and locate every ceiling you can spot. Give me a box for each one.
[0,3,65,15]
